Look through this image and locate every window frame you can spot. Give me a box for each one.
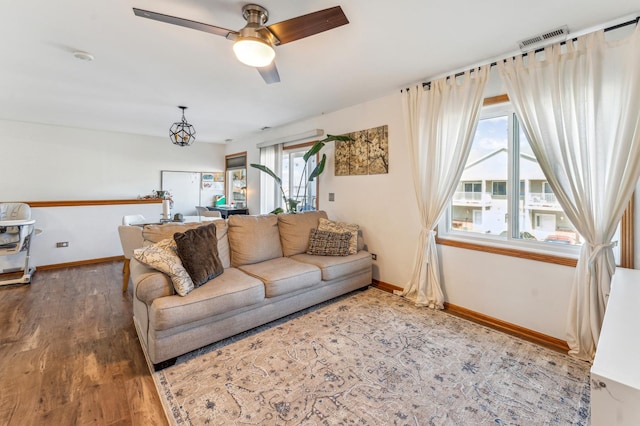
[437,95,635,267]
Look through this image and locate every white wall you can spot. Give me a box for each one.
[228,92,423,290]
[438,245,575,338]
[227,87,582,340]
[4,67,636,341]
[11,203,162,269]
[0,119,225,268]
[1,119,225,200]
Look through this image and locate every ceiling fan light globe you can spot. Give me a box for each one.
[233,37,275,67]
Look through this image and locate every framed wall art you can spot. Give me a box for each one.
[335,125,389,176]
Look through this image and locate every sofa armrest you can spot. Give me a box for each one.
[131,259,175,305]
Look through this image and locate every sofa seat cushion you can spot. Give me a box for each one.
[238,257,321,298]
[150,268,264,331]
[291,250,372,281]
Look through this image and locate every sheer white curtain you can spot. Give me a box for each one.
[498,25,640,361]
[259,144,282,214]
[399,68,488,308]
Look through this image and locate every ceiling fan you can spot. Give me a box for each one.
[133,4,349,84]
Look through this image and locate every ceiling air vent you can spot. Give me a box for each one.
[518,25,569,52]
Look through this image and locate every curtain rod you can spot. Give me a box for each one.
[407,16,639,91]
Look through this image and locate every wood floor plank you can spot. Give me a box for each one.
[36,399,81,426]
[125,375,169,425]
[0,262,167,425]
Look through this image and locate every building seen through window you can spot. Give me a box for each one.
[449,108,582,246]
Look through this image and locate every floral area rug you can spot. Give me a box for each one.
[153,288,590,425]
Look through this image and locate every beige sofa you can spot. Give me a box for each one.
[130,211,372,369]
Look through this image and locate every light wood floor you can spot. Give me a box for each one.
[0,261,167,425]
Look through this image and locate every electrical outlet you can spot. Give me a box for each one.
[56,242,69,248]
[371,253,377,261]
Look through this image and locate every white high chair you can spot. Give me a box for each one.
[0,203,39,286]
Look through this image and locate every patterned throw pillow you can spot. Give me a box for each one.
[133,238,194,296]
[306,229,352,256]
[317,218,359,255]
[174,223,224,288]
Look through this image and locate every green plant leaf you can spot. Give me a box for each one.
[324,134,354,142]
[303,140,325,162]
[250,163,281,186]
[308,154,326,182]
[269,207,285,215]
[251,133,349,212]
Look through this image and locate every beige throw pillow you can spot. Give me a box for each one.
[317,218,359,255]
[133,238,194,296]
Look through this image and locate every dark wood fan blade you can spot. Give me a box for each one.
[257,62,280,84]
[267,6,348,45]
[133,8,236,38]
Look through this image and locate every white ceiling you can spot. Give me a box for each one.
[1,1,638,144]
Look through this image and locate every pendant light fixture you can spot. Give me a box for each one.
[170,106,196,146]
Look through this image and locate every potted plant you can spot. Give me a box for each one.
[251,134,353,214]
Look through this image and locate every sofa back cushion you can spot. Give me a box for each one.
[228,214,283,267]
[143,220,230,269]
[143,223,203,243]
[277,210,329,257]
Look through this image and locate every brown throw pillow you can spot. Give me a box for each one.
[174,223,224,287]
[306,229,352,256]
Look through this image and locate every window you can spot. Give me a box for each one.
[282,144,318,211]
[445,103,582,248]
[257,142,321,214]
[464,182,481,193]
[225,152,246,208]
[492,181,507,196]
